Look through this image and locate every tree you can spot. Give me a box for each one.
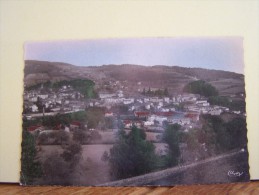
[57,130,70,145]
[108,126,158,179]
[142,88,146,95]
[164,87,169,96]
[71,111,87,122]
[42,152,70,185]
[162,124,181,167]
[73,129,88,144]
[183,80,218,97]
[147,87,151,95]
[201,115,247,153]
[224,117,247,150]
[85,107,105,129]
[60,142,83,173]
[21,130,42,185]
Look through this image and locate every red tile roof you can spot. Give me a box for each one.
[154,111,174,117]
[134,111,150,117]
[70,121,81,126]
[27,125,42,132]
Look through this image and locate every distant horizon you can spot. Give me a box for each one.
[24,37,244,74]
[25,59,244,75]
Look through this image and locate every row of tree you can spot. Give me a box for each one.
[26,79,98,99]
[23,107,105,131]
[142,87,169,97]
[184,80,246,112]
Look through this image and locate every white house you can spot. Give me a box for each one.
[209,109,222,115]
[38,94,48,99]
[31,104,38,112]
[144,121,154,126]
[123,98,134,105]
[164,97,170,103]
[99,93,116,99]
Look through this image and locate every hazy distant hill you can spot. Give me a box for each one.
[24,60,245,96]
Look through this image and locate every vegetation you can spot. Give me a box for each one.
[208,96,246,112]
[61,142,82,164]
[183,80,218,97]
[41,152,68,185]
[73,129,89,144]
[108,126,159,179]
[85,107,105,129]
[37,130,70,145]
[201,115,247,152]
[142,87,169,97]
[162,124,181,166]
[24,107,104,130]
[21,130,42,184]
[42,114,71,128]
[27,79,98,99]
[42,142,82,185]
[54,79,97,98]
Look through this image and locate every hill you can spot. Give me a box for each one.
[24,60,245,96]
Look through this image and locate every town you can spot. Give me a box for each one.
[23,80,245,135]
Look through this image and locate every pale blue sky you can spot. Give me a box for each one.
[24,37,244,74]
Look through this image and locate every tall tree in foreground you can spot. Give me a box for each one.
[21,130,42,185]
[163,124,181,167]
[109,126,158,180]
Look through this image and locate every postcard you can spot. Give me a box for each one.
[21,37,249,186]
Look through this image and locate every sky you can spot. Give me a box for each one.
[24,37,244,74]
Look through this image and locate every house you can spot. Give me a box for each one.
[105,98,122,104]
[143,98,150,103]
[54,124,62,130]
[196,100,209,106]
[123,120,133,129]
[181,94,198,102]
[185,104,201,113]
[134,111,150,118]
[31,104,38,112]
[144,121,154,126]
[145,103,151,110]
[154,116,167,125]
[169,118,191,125]
[64,126,70,133]
[117,90,124,98]
[136,99,143,104]
[154,111,174,117]
[38,94,48,99]
[105,112,114,117]
[150,97,159,103]
[123,120,143,129]
[99,93,116,99]
[233,110,241,114]
[209,109,222,115]
[161,108,170,112]
[164,97,170,103]
[70,121,81,130]
[29,97,38,102]
[123,98,134,105]
[51,107,61,112]
[185,112,200,122]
